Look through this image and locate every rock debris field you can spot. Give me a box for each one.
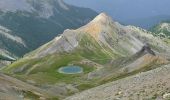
[65,64,170,100]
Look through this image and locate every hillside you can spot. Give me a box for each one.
[0,25,25,59]
[0,73,59,99]
[65,64,170,100]
[2,13,170,99]
[0,0,97,57]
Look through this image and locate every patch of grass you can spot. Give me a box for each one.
[4,53,95,84]
[2,58,39,73]
[77,83,96,91]
[23,91,40,99]
[78,34,117,64]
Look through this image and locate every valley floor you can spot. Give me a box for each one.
[65,64,170,100]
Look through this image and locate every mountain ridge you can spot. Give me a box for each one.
[27,13,166,58]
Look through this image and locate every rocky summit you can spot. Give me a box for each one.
[1,13,170,99]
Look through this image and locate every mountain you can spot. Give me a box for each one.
[0,25,25,59]
[151,22,170,38]
[2,13,170,99]
[0,0,97,57]
[124,15,170,29]
[0,31,17,67]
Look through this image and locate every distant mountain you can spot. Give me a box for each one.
[151,22,170,37]
[124,15,170,29]
[0,0,97,57]
[0,25,26,58]
[64,0,170,29]
[3,13,170,99]
[0,25,18,66]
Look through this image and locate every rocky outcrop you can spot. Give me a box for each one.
[139,44,155,56]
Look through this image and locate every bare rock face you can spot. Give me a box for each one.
[34,29,79,57]
[139,43,155,56]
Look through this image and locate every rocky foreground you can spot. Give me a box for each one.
[0,73,57,100]
[65,64,170,100]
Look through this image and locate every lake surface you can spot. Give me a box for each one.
[58,66,83,74]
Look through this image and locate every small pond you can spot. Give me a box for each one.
[58,66,83,74]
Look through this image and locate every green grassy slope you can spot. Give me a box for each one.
[3,33,116,84]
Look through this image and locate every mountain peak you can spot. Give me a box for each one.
[77,13,118,40]
[91,12,112,23]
